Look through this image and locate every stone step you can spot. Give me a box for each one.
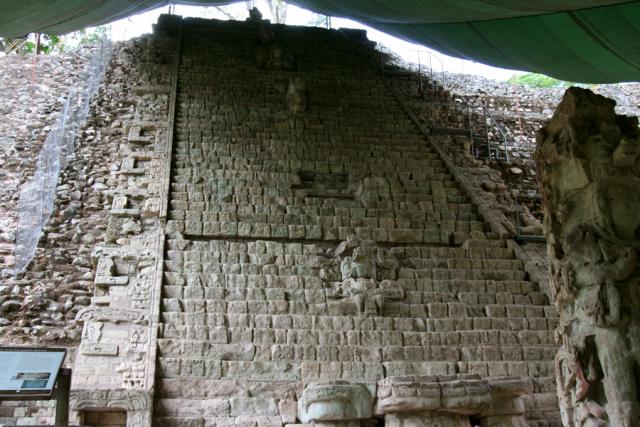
[154,376,556,399]
[164,257,523,277]
[168,222,480,245]
[155,338,558,361]
[151,358,554,382]
[159,324,555,345]
[462,239,509,249]
[159,284,547,305]
[159,299,549,319]
[161,287,546,306]
[160,313,557,332]
[163,244,514,260]
[162,278,537,295]
[167,212,481,227]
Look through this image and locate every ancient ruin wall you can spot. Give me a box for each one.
[1,15,564,427]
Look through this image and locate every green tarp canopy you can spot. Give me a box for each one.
[1,0,639,83]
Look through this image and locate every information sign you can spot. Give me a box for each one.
[0,347,66,399]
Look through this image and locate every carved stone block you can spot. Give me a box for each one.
[298,381,372,423]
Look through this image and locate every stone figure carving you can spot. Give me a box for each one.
[326,237,403,316]
[257,45,295,70]
[357,176,391,208]
[83,321,103,343]
[286,77,307,114]
[536,87,640,426]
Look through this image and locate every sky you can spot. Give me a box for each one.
[105,1,524,81]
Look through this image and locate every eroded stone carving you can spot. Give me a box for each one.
[95,255,130,286]
[536,87,640,426]
[70,389,151,427]
[80,321,119,356]
[376,376,530,427]
[287,77,307,114]
[358,177,391,208]
[70,388,150,411]
[116,325,149,388]
[76,307,150,325]
[325,237,403,316]
[375,375,490,416]
[298,381,372,423]
[257,45,295,70]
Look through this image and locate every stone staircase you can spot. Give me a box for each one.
[154,17,560,427]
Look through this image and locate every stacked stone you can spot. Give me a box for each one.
[153,17,560,427]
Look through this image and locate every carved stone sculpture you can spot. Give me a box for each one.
[287,77,307,114]
[257,45,295,70]
[358,176,391,208]
[536,87,640,426]
[298,381,373,423]
[326,237,403,316]
[376,375,530,427]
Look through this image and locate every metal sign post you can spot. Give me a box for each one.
[53,368,72,427]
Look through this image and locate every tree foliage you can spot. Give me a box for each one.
[508,72,574,89]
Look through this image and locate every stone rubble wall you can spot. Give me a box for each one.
[0,54,87,275]
[0,47,122,346]
[0,49,118,425]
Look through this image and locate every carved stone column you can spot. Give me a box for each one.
[536,87,640,426]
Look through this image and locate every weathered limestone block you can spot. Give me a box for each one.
[536,87,640,426]
[297,381,372,423]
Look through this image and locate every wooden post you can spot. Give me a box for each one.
[54,368,71,427]
[34,33,41,55]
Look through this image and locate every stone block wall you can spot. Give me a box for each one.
[152,17,561,427]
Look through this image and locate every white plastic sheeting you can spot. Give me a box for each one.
[13,40,113,275]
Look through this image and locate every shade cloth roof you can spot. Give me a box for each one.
[1,1,639,83]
